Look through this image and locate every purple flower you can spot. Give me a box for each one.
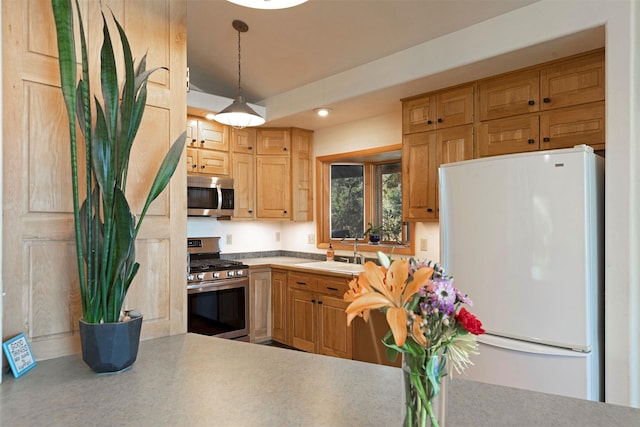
[431,278,456,314]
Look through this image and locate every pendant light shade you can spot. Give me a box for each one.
[214,20,265,129]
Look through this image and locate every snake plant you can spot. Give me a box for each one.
[52,0,185,323]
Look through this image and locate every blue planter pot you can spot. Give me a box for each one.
[78,316,143,373]
[368,234,381,245]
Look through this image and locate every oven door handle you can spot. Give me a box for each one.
[217,184,223,211]
[187,277,248,294]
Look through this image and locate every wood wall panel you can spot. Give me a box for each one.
[3,0,187,361]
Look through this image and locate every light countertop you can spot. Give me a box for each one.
[1,333,639,426]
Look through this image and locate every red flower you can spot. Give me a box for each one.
[455,308,485,335]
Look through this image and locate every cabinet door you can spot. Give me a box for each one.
[436,125,474,216]
[186,148,198,174]
[477,115,539,157]
[231,127,256,154]
[231,152,255,218]
[186,116,199,147]
[289,289,317,353]
[479,69,540,121]
[436,85,474,129]
[291,128,313,221]
[198,149,230,176]
[540,102,605,151]
[317,295,352,359]
[402,132,438,222]
[250,271,271,343]
[271,270,288,344]
[256,156,291,218]
[257,128,291,155]
[197,119,229,151]
[402,95,436,134]
[540,51,604,111]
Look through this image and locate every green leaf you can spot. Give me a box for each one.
[99,12,118,141]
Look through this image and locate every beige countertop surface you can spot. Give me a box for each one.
[2,333,639,426]
[241,256,363,278]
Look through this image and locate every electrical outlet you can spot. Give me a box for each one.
[307,234,315,244]
[420,238,428,251]
[226,234,232,245]
[275,232,281,242]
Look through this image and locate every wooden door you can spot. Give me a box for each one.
[478,69,540,121]
[540,51,604,111]
[2,0,187,360]
[270,270,288,344]
[249,270,271,343]
[317,295,352,359]
[291,128,313,221]
[197,119,229,151]
[257,128,291,155]
[477,115,540,157]
[198,149,230,176]
[540,102,605,151]
[402,132,438,222]
[231,152,255,218]
[256,156,291,219]
[435,85,474,129]
[231,127,256,154]
[436,125,474,216]
[289,289,317,353]
[402,94,437,134]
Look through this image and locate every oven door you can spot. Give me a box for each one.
[187,277,249,340]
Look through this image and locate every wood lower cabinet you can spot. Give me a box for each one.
[271,270,288,344]
[249,269,271,343]
[287,271,352,359]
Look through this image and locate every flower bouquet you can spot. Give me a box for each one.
[344,253,484,427]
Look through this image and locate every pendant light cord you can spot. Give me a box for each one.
[237,27,242,93]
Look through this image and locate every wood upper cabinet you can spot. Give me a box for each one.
[540,102,605,151]
[540,51,604,111]
[478,69,540,121]
[291,128,313,221]
[231,127,257,154]
[186,115,230,175]
[271,270,288,344]
[435,125,474,213]
[249,269,271,343]
[477,115,540,157]
[288,271,352,359]
[403,85,473,134]
[402,131,438,222]
[257,128,291,155]
[256,156,291,218]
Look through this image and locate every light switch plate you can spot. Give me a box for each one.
[226,234,232,245]
[420,238,428,251]
[307,234,315,244]
[275,232,281,242]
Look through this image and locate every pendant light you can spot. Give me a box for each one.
[214,20,265,129]
[228,0,308,9]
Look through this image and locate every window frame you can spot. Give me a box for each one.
[316,144,415,255]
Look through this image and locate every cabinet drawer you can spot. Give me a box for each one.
[288,273,318,291]
[317,276,350,297]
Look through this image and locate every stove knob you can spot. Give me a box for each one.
[228,271,235,277]
[236,270,244,276]
[197,273,205,280]
[187,275,194,281]
[213,272,221,278]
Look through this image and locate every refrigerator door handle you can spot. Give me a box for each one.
[479,334,590,357]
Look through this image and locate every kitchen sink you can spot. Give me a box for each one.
[294,261,364,275]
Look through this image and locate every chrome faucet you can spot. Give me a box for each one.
[353,238,366,264]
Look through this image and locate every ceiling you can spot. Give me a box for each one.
[186,0,603,130]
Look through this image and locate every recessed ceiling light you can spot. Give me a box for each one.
[228,0,308,10]
[314,108,332,117]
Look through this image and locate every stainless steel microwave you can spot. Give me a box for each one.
[187,175,234,217]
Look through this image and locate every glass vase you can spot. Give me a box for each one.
[402,352,447,427]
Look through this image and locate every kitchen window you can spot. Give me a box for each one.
[316,145,414,255]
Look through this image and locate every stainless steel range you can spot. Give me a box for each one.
[187,237,250,340]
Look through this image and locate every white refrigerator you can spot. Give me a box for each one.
[439,145,604,401]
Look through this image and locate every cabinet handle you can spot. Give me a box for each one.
[200,140,205,144]
[191,138,196,143]
[543,98,551,103]
[327,287,338,291]
[528,100,535,106]
[437,118,443,123]
[296,281,307,285]
[427,208,433,212]
[284,210,288,214]
[311,299,316,303]
[248,210,253,214]
[318,300,323,305]
[427,120,433,125]
[543,137,551,142]
[192,164,197,168]
[201,165,205,169]
[283,147,288,151]
[248,146,253,150]
[528,139,535,144]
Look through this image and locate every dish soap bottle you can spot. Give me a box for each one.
[326,244,334,261]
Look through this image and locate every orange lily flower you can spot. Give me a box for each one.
[345,260,433,347]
